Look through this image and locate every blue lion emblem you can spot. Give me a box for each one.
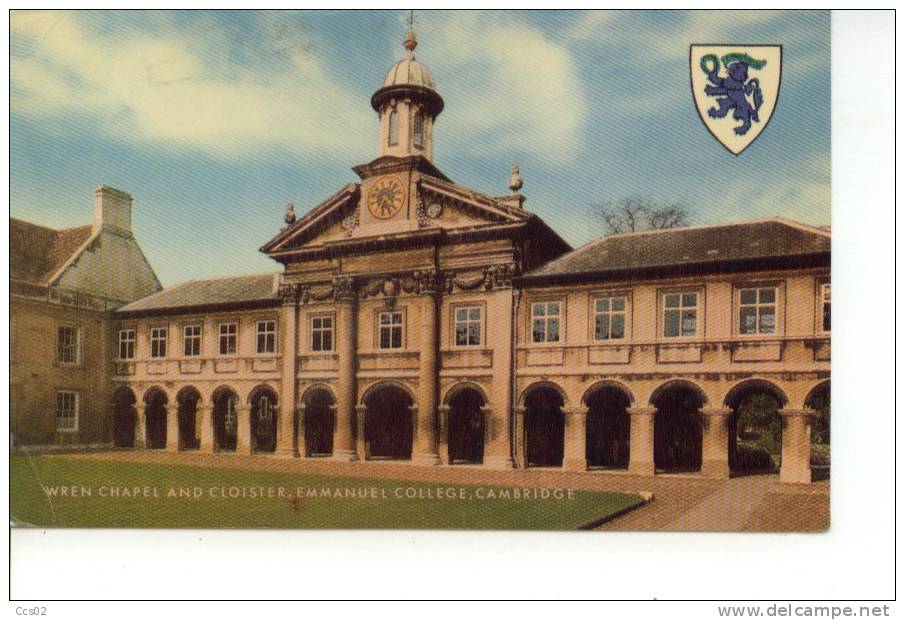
[701,52,766,136]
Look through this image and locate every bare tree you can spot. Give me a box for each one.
[593,197,690,235]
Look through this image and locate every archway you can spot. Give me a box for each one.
[446,386,485,464]
[250,385,278,453]
[724,380,787,475]
[212,388,239,452]
[524,386,565,468]
[143,388,168,450]
[364,384,413,460]
[112,387,137,448]
[303,387,335,457]
[805,380,830,480]
[652,381,705,473]
[585,385,631,469]
[177,387,201,451]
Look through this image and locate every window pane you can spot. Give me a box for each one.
[380,313,390,325]
[759,308,776,333]
[740,289,757,305]
[596,298,609,312]
[823,302,831,332]
[323,317,332,328]
[313,317,322,329]
[547,318,560,342]
[595,314,609,340]
[532,319,545,343]
[380,329,390,349]
[469,307,481,321]
[323,331,332,351]
[548,302,560,316]
[740,307,757,334]
[611,314,625,339]
[456,308,468,321]
[468,324,480,346]
[532,303,545,318]
[455,323,468,346]
[391,326,402,349]
[759,288,776,304]
[664,310,679,337]
[665,294,680,308]
[682,293,697,308]
[611,297,625,312]
[681,310,697,336]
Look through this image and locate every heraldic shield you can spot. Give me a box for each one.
[690,44,782,155]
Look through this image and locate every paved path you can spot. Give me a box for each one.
[46,450,829,531]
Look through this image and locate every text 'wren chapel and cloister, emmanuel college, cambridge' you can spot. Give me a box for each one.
[10,29,830,485]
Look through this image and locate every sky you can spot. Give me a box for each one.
[10,10,831,287]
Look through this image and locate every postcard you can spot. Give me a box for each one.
[10,9,831,532]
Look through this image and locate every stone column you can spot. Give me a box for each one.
[332,276,359,461]
[277,295,299,457]
[564,406,588,471]
[237,404,252,455]
[779,409,813,484]
[355,405,367,460]
[513,406,526,468]
[134,406,146,449]
[165,405,178,452]
[296,403,307,457]
[412,271,441,466]
[628,406,656,476]
[199,404,214,453]
[438,405,451,464]
[701,407,731,479]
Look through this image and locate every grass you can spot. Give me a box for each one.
[10,455,644,530]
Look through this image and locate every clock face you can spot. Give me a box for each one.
[367,176,406,220]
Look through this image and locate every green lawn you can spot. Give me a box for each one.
[10,456,643,530]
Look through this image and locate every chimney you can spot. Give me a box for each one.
[93,185,133,235]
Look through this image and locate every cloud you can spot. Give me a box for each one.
[419,11,586,163]
[10,11,372,161]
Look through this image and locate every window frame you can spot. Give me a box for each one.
[452,303,483,348]
[310,313,335,353]
[255,319,278,355]
[819,282,831,334]
[387,108,399,146]
[55,390,79,433]
[183,323,203,357]
[530,299,563,344]
[592,294,629,342]
[56,324,81,365]
[149,325,169,359]
[412,108,424,149]
[661,289,702,339]
[218,321,239,356]
[737,286,778,336]
[378,310,404,350]
[117,328,136,361]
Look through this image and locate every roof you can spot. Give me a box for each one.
[10,218,94,285]
[117,273,280,314]
[523,219,830,282]
[383,56,435,90]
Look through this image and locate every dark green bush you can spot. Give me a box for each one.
[733,441,776,471]
[810,443,831,467]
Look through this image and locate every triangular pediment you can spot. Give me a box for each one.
[261,161,532,259]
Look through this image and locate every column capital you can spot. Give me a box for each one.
[513,406,527,415]
[333,275,357,302]
[627,406,656,416]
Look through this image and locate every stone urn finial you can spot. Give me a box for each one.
[508,164,524,194]
[284,203,297,226]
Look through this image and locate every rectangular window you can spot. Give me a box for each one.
[118,329,135,360]
[256,320,277,354]
[594,296,626,340]
[311,316,334,352]
[738,287,777,335]
[55,391,78,432]
[150,326,168,358]
[379,311,403,349]
[57,325,80,364]
[183,324,202,356]
[821,284,831,333]
[219,323,237,355]
[454,306,482,346]
[531,301,561,343]
[663,292,698,337]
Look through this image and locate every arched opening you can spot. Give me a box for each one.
[585,385,631,469]
[447,387,485,464]
[725,380,786,475]
[213,388,239,453]
[303,388,335,457]
[652,382,704,473]
[387,109,399,146]
[177,387,201,451]
[143,388,168,450]
[249,386,278,453]
[805,380,830,480]
[413,109,424,148]
[112,388,137,448]
[524,386,565,468]
[364,384,413,460]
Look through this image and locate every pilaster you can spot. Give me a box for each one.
[701,407,731,479]
[199,404,214,454]
[564,406,588,472]
[628,406,656,476]
[333,275,359,461]
[779,409,814,484]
